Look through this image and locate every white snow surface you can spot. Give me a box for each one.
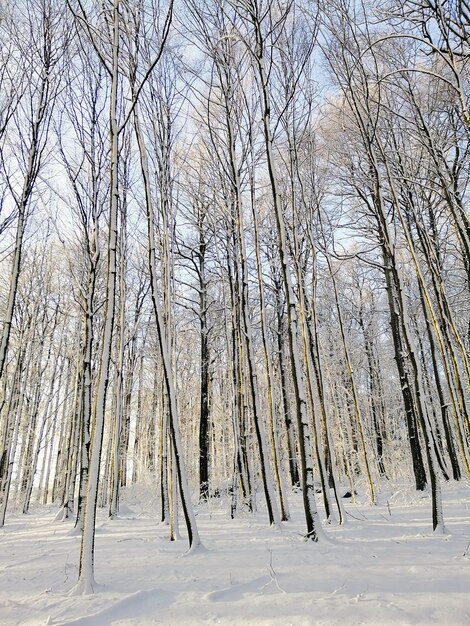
[1,483,469,626]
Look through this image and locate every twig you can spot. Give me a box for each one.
[346,510,368,521]
[266,549,286,594]
[463,541,470,557]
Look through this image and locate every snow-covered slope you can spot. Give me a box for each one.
[1,483,469,625]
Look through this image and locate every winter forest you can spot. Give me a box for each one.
[0,0,469,624]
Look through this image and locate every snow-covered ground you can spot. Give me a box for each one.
[1,483,469,626]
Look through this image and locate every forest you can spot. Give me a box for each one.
[0,0,469,620]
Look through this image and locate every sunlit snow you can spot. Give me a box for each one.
[1,482,469,625]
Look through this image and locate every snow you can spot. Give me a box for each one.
[1,483,469,626]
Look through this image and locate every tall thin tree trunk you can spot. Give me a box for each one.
[75,0,121,592]
[249,5,323,540]
[132,100,201,550]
